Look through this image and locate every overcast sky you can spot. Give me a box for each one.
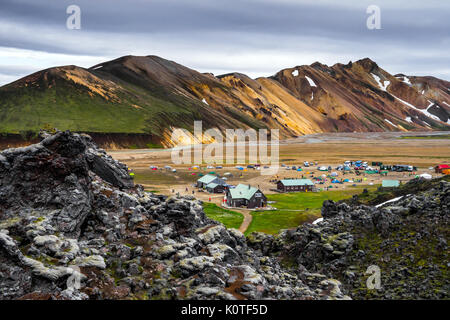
[0,0,449,85]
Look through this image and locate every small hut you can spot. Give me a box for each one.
[206,183,224,194]
[276,179,314,192]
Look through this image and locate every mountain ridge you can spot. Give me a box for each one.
[0,55,449,148]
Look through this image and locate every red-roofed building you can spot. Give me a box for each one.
[435,164,450,173]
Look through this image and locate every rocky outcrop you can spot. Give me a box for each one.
[0,131,347,300]
[0,131,133,237]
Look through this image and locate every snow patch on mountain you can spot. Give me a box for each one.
[305,76,317,87]
[391,94,442,123]
[371,73,389,91]
[384,119,397,128]
[423,101,441,122]
[396,75,412,86]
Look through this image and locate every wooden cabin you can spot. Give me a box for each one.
[277,179,314,192]
[225,184,267,209]
[197,174,225,188]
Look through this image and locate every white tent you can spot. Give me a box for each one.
[331,172,338,177]
[419,173,432,180]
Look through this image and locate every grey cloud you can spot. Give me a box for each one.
[0,65,37,75]
[0,0,448,83]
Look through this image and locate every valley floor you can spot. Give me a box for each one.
[110,132,450,234]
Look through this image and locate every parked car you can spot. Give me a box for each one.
[392,165,413,172]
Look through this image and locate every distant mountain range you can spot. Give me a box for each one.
[1,55,449,148]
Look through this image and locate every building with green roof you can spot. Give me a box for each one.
[205,182,224,194]
[277,179,314,192]
[197,174,225,188]
[381,180,400,188]
[225,184,267,208]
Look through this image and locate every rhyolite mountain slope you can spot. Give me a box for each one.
[0,56,449,148]
[273,58,450,132]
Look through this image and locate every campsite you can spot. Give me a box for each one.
[110,131,450,235]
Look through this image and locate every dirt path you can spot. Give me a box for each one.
[236,210,252,234]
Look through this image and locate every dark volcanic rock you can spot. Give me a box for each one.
[0,131,133,236]
[0,131,348,300]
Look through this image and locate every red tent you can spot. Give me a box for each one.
[435,164,450,173]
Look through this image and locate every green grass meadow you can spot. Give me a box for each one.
[202,203,244,230]
[245,185,379,235]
